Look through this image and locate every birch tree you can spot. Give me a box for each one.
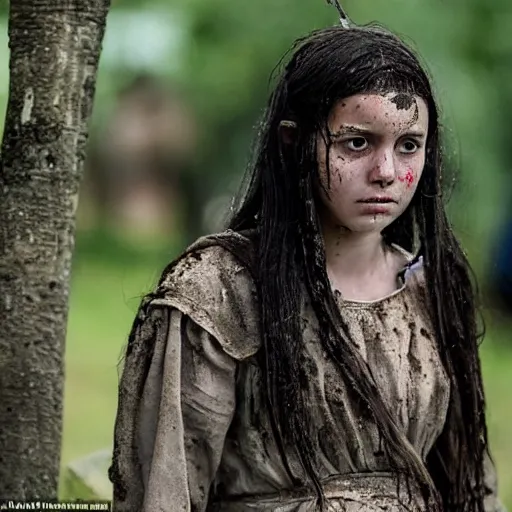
[0,0,110,499]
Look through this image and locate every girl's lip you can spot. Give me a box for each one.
[357,197,396,203]
[358,204,393,214]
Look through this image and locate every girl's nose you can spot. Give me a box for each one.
[369,151,396,187]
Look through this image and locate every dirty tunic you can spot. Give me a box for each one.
[110,231,506,512]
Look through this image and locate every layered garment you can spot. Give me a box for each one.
[110,231,506,512]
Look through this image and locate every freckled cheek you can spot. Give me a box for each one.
[332,162,362,186]
[319,166,355,202]
[322,164,344,188]
[324,151,348,176]
[397,164,422,189]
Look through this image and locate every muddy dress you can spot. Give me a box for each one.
[110,231,505,512]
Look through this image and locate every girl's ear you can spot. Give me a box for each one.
[279,120,298,145]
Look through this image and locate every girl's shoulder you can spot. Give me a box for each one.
[390,243,426,289]
[150,230,261,360]
[403,256,425,285]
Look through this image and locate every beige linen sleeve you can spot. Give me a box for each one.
[111,305,237,512]
[111,240,260,512]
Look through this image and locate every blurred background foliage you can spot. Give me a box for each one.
[10,0,505,504]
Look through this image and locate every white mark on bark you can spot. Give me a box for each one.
[69,193,79,215]
[5,295,12,311]
[51,48,68,108]
[21,88,34,125]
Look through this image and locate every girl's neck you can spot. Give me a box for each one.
[321,224,407,301]
[322,225,387,279]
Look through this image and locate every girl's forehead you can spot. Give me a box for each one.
[328,93,429,134]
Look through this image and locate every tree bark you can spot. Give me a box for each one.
[0,0,110,499]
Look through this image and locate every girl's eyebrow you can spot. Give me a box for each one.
[403,130,427,138]
[330,124,427,139]
[330,124,372,137]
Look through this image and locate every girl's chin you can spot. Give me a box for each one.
[320,209,398,234]
[337,216,396,233]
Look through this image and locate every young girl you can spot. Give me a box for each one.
[109,22,506,512]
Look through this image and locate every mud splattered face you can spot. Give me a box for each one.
[316,92,429,234]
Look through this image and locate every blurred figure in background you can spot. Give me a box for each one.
[489,199,512,315]
[81,73,202,242]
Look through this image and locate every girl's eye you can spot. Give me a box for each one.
[345,137,369,151]
[400,139,419,154]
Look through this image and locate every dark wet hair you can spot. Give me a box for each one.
[228,25,488,511]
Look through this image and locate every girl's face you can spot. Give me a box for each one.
[316,92,429,234]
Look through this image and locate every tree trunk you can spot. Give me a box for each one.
[0,0,110,500]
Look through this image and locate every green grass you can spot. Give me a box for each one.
[480,323,512,506]
[60,231,512,507]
